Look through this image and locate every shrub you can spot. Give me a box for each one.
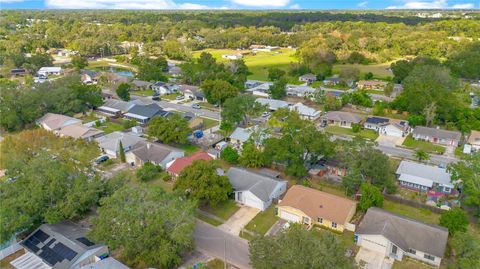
[220,146,239,164]
[136,162,162,181]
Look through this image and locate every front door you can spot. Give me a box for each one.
[391,245,398,255]
[237,192,243,202]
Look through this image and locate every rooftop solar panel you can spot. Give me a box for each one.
[52,242,77,261]
[76,237,95,247]
[45,238,56,247]
[32,229,50,242]
[22,238,40,253]
[39,246,61,266]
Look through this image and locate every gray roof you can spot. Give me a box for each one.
[396,160,452,187]
[413,126,461,141]
[79,257,130,269]
[132,80,153,87]
[95,131,145,152]
[101,99,144,112]
[322,111,362,123]
[300,73,316,80]
[130,141,183,164]
[356,207,448,258]
[256,98,292,110]
[226,167,286,202]
[127,103,168,119]
[229,127,253,143]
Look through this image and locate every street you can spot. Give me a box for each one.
[375,144,458,165]
[194,220,252,269]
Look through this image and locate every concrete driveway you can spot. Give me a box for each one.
[355,248,393,269]
[376,134,406,147]
[219,206,260,235]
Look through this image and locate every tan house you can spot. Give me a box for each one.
[467,130,480,152]
[357,80,388,90]
[57,124,104,141]
[277,185,356,232]
[320,111,362,128]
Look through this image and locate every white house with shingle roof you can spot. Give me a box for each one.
[256,98,292,111]
[395,160,453,194]
[36,113,82,131]
[289,103,321,120]
[412,126,461,147]
[95,131,145,158]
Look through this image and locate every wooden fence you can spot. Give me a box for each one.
[383,194,446,214]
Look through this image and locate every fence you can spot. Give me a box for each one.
[0,243,22,260]
[83,117,106,127]
[383,194,446,214]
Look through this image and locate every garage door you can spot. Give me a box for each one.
[280,211,301,223]
[360,237,387,254]
[245,197,264,211]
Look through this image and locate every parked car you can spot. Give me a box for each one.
[152,96,161,101]
[262,112,270,118]
[95,155,109,164]
[192,103,201,109]
[176,95,185,100]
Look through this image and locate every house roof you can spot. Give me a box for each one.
[79,257,130,269]
[365,116,390,125]
[126,103,168,119]
[286,85,316,95]
[467,130,480,145]
[226,167,286,202]
[132,80,153,87]
[179,85,200,93]
[356,207,448,258]
[322,111,362,123]
[256,98,292,110]
[299,73,316,80]
[229,127,253,143]
[413,126,461,141]
[58,124,104,139]
[290,103,320,117]
[95,131,145,153]
[323,77,341,83]
[357,80,388,87]
[37,113,82,130]
[80,69,98,78]
[17,222,103,269]
[166,151,213,175]
[100,99,144,112]
[278,185,356,224]
[396,160,452,188]
[38,67,62,73]
[130,141,183,164]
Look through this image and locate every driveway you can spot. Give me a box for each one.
[375,134,405,147]
[265,219,287,236]
[219,206,260,235]
[355,248,393,269]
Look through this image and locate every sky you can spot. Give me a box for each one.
[1,0,478,10]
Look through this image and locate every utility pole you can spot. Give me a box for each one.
[224,237,227,269]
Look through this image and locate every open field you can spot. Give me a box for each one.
[333,62,393,79]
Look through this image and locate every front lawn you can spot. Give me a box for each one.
[97,121,125,134]
[162,93,180,100]
[201,200,239,220]
[201,117,220,129]
[244,205,278,235]
[383,200,440,224]
[197,214,223,226]
[144,172,174,192]
[402,134,446,154]
[134,89,155,96]
[179,144,200,155]
[325,126,379,140]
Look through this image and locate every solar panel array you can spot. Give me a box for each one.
[76,237,95,247]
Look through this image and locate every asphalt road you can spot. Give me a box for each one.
[375,144,458,165]
[194,220,252,269]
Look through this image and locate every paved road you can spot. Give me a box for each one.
[375,144,458,165]
[194,220,251,269]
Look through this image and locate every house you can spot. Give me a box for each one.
[250,45,280,52]
[364,116,390,131]
[80,70,99,84]
[256,98,292,111]
[298,73,316,84]
[364,116,410,137]
[182,112,203,130]
[126,141,184,168]
[286,85,316,98]
[412,126,461,147]
[277,185,356,232]
[96,99,144,116]
[152,82,178,95]
[10,221,130,269]
[57,125,104,141]
[246,82,273,98]
[95,131,146,157]
[166,151,213,178]
[38,67,62,76]
[221,54,243,60]
[355,207,448,267]
[123,103,169,124]
[322,89,345,98]
[245,80,264,89]
[179,85,205,101]
[289,103,321,120]
[466,130,480,152]
[226,167,287,211]
[228,126,268,149]
[396,160,454,194]
[356,80,388,90]
[323,77,340,86]
[131,80,153,90]
[309,159,347,178]
[321,111,362,128]
[37,113,82,131]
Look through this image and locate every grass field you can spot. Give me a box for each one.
[162,93,180,100]
[333,62,393,79]
[97,121,125,134]
[325,126,379,140]
[202,200,240,220]
[134,89,155,96]
[244,205,278,236]
[402,134,446,154]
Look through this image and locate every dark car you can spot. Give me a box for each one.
[95,155,109,164]
[152,96,161,101]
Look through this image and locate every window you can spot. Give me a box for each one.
[317,217,323,223]
[407,248,416,255]
[424,254,435,261]
[331,222,337,228]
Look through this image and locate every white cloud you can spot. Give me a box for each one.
[289,3,300,9]
[45,0,215,9]
[357,1,368,7]
[230,0,290,7]
[387,0,475,9]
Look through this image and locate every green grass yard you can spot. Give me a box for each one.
[402,134,446,154]
[162,93,180,100]
[97,121,125,134]
[392,257,436,269]
[201,200,239,220]
[201,117,220,129]
[383,200,440,224]
[244,205,278,236]
[325,126,379,140]
[197,214,223,226]
[333,63,393,79]
[133,89,155,96]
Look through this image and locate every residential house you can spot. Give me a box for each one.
[10,221,130,269]
[412,126,461,147]
[166,151,214,178]
[57,125,104,141]
[37,113,82,131]
[96,99,144,116]
[466,130,480,152]
[357,80,388,91]
[152,82,178,95]
[396,160,454,194]
[80,70,99,84]
[286,85,316,99]
[289,103,321,120]
[321,111,362,128]
[183,112,203,130]
[298,73,317,84]
[228,126,268,149]
[364,116,390,131]
[309,159,347,178]
[250,45,280,52]
[226,167,287,211]
[246,82,273,98]
[124,103,169,124]
[323,77,341,86]
[126,141,184,168]
[245,80,264,89]
[95,131,146,157]
[322,89,345,98]
[221,54,243,60]
[256,98,292,111]
[38,67,62,76]
[364,116,410,137]
[179,85,205,101]
[131,80,153,91]
[277,185,356,232]
[355,207,448,267]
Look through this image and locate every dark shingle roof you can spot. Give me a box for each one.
[226,167,285,202]
[130,141,183,164]
[127,103,168,118]
[365,116,390,125]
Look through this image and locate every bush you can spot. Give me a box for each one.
[439,208,469,235]
[136,162,162,181]
[351,123,361,133]
[123,119,137,129]
[220,146,239,164]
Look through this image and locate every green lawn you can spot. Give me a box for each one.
[201,117,220,129]
[333,62,393,79]
[325,126,379,140]
[402,134,446,154]
[134,89,155,96]
[162,93,180,100]
[97,121,125,134]
[179,144,200,155]
[244,205,278,235]
[144,172,174,192]
[197,214,223,226]
[202,200,240,220]
[383,200,440,224]
[392,257,436,269]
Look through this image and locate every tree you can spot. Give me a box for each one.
[119,141,126,162]
[249,225,354,269]
[147,114,191,144]
[174,160,232,207]
[358,183,384,211]
[339,66,359,84]
[449,153,480,214]
[414,149,430,162]
[449,231,480,269]
[221,95,266,125]
[347,51,368,64]
[220,146,239,164]
[363,72,374,80]
[136,162,162,181]
[135,56,168,82]
[239,140,266,168]
[268,68,286,81]
[439,208,469,235]
[116,82,131,101]
[446,42,480,80]
[322,94,342,111]
[201,79,238,104]
[390,57,440,83]
[269,77,287,100]
[71,55,88,70]
[88,184,196,268]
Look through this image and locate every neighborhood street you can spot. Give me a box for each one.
[375,144,459,165]
[194,220,252,269]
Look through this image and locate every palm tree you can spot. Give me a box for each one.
[414,149,430,163]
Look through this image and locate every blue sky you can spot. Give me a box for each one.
[1,0,478,10]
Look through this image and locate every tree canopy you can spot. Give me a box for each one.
[201,79,238,104]
[449,152,480,216]
[221,95,266,126]
[147,114,191,144]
